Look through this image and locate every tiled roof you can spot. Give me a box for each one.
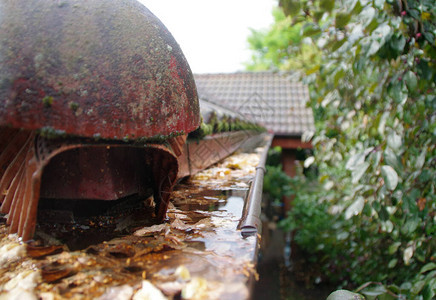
[194,72,315,137]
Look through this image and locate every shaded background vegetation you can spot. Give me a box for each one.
[250,0,435,298]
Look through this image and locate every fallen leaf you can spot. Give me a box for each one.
[134,224,168,237]
[41,265,73,283]
[170,218,191,231]
[26,245,63,258]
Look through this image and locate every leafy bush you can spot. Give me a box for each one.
[263,147,293,204]
[252,0,435,298]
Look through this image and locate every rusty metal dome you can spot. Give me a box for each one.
[0,0,200,241]
[0,0,200,140]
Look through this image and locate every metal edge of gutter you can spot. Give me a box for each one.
[239,133,273,238]
[238,133,273,299]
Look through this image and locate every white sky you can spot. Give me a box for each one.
[138,0,276,74]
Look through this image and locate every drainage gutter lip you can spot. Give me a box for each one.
[239,133,273,238]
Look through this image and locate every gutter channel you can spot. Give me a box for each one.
[239,133,273,238]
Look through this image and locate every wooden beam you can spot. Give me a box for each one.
[271,136,312,149]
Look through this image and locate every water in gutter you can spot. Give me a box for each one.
[0,134,271,300]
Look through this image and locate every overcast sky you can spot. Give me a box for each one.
[138,0,276,74]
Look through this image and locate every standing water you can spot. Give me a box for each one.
[0,142,269,299]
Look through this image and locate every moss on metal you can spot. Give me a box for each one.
[0,0,200,141]
[189,112,266,139]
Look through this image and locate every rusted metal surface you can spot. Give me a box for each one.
[0,128,179,241]
[0,0,200,241]
[0,137,271,299]
[40,147,149,201]
[0,0,200,139]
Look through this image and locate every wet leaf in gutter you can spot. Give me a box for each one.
[26,245,64,258]
[170,218,192,231]
[41,265,74,283]
[134,224,168,236]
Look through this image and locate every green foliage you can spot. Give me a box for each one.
[327,289,365,300]
[188,112,266,139]
[245,7,321,71]
[263,147,293,207]
[263,163,293,203]
[265,146,283,166]
[252,0,436,297]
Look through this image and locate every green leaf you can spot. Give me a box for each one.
[377,293,396,300]
[411,280,426,294]
[388,242,401,254]
[405,71,418,92]
[366,18,379,33]
[422,284,435,300]
[346,152,365,170]
[390,34,406,52]
[352,162,370,183]
[417,59,433,80]
[384,148,401,171]
[376,205,389,220]
[302,23,321,37]
[306,65,320,75]
[351,0,363,14]
[402,218,419,235]
[330,39,347,51]
[280,0,300,17]
[400,282,412,291]
[415,148,427,169]
[345,197,365,219]
[388,258,397,268]
[381,165,398,190]
[377,111,389,136]
[334,68,345,86]
[361,7,376,28]
[387,132,402,152]
[374,0,385,9]
[335,12,351,28]
[320,0,335,12]
[420,263,436,274]
[362,285,388,299]
[327,290,364,300]
[423,31,435,45]
[386,284,400,294]
[337,231,349,240]
[403,245,414,265]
